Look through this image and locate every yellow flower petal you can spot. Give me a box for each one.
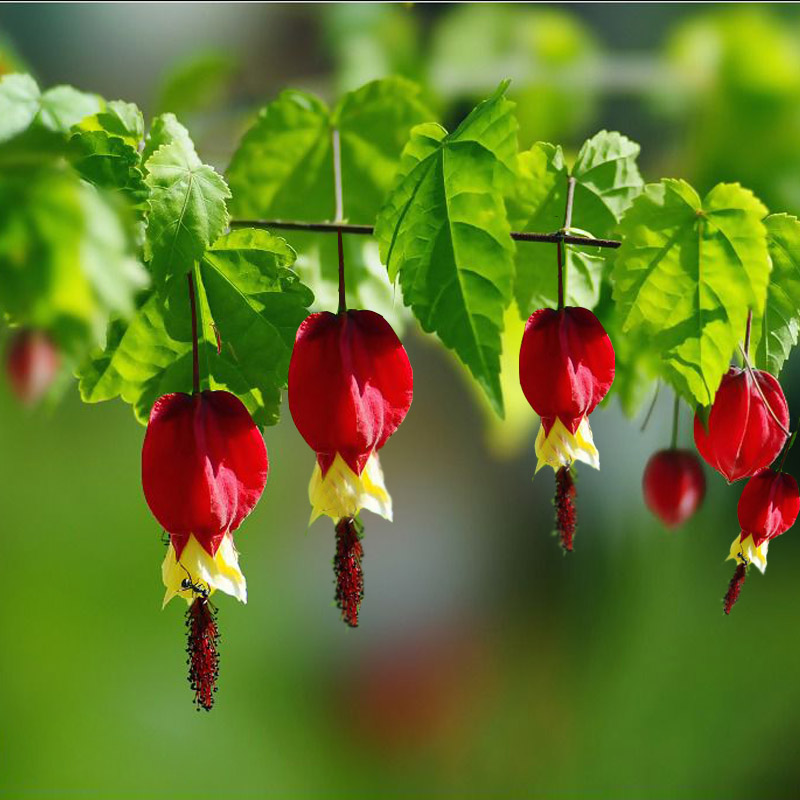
[534,416,599,474]
[727,533,769,574]
[309,451,392,524]
[161,532,247,608]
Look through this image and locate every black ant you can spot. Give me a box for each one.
[738,549,750,567]
[180,565,210,601]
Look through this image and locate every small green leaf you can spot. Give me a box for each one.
[144,138,230,287]
[611,179,770,405]
[141,112,194,164]
[68,131,148,215]
[751,214,800,375]
[79,228,313,425]
[78,99,144,148]
[36,85,103,133]
[375,83,518,415]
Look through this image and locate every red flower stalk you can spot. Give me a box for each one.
[694,367,789,482]
[642,449,706,528]
[142,389,268,707]
[519,307,615,550]
[723,468,800,614]
[5,329,60,406]
[288,309,412,626]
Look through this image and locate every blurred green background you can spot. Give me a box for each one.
[2,3,800,798]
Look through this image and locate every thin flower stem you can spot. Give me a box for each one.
[639,381,661,433]
[744,308,752,359]
[778,420,799,472]
[737,343,792,437]
[187,271,200,395]
[331,128,346,314]
[557,176,577,311]
[670,393,680,450]
[228,219,622,249]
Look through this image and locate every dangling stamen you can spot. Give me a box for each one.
[186,596,220,710]
[334,516,364,627]
[555,466,577,552]
[723,563,748,615]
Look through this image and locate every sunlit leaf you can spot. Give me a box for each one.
[751,214,800,375]
[144,137,230,288]
[611,179,769,405]
[375,83,517,415]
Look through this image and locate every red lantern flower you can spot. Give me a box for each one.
[288,309,413,626]
[142,389,268,708]
[519,306,615,551]
[723,468,799,614]
[642,449,706,528]
[5,328,60,406]
[694,367,789,482]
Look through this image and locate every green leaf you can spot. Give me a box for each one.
[77,100,144,149]
[141,112,194,164]
[611,179,770,405]
[156,50,238,117]
[227,77,435,224]
[79,228,312,425]
[68,131,148,215]
[751,214,800,375]
[0,74,103,142]
[375,83,518,414]
[0,74,41,142]
[509,132,642,318]
[0,165,147,352]
[144,138,230,288]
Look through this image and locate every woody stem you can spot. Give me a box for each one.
[187,270,200,395]
[227,220,622,249]
[557,176,577,311]
[332,127,346,314]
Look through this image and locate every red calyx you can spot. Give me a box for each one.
[141,390,268,557]
[694,367,789,482]
[738,468,800,547]
[642,449,706,528]
[5,329,60,406]
[288,310,413,476]
[519,307,615,434]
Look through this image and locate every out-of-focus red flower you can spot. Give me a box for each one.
[5,329,60,406]
[642,449,706,528]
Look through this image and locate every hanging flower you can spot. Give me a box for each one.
[519,306,615,550]
[694,367,789,482]
[723,468,799,614]
[142,389,268,708]
[5,328,60,406]
[288,309,413,627]
[642,449,706,528]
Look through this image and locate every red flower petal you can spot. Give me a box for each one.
[642,449,706,528]
[141,390,268,556]
[5,329,60,406]
[738,469,800,546]
[288,310,413,475]
[519,307,615,434]
[693,367,789,482]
